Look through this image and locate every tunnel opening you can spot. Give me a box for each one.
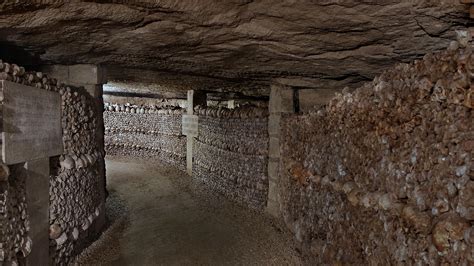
[83,78,299,264]
[102,80,271,211]
[0,1,473,265]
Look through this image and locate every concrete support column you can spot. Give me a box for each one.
[266,84,295,217]
[184,90,206,176]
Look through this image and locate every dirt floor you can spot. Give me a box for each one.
[75,157,302,265]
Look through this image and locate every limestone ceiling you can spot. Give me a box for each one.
[0,1,471,95]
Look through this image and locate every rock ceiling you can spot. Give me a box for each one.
[0,1,472,95]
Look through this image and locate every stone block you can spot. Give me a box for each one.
[69,64,106,85]
[267,179,281,217]
[280,89,294,113]
[83,85,103,98]
[25,158,49,266]
[269,136,280,159]
[269,84,294,114]
[42,65,69,84]
[266,198,281,217]
[298,88,341,112]
[268,159,280,180]
[268,180,279,199]
[268,114,281,137]
[269,85,282,113]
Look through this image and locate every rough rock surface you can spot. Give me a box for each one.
[280,47,473,264]
[0,1,471,93]
[193,106,269,210]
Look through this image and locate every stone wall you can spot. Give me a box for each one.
[0,164,30,263]
[50,84,105,264]
[103,94,187,109]
[104,104,186,170]
[280,47,473,264]
[0,60,106,264]
[193,106,269,210]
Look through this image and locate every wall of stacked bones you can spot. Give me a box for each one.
[193,106,269,210]
[0,60,105,264]
[280,47,473,264]
[103,103,186,170]
[0,164,29,263]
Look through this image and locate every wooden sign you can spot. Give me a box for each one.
[1,80,63,165]
[182,114,198,136]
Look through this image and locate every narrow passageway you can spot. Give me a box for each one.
[1,2,472,265]
[76,157,301,265]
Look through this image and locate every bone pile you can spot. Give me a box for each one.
[0,60,59,92]
[280,47,473,264]
[193,106,269,210]
[104,103,186,169]
[0,59,105,264]
[0,165,31,264]
[48,76,104,265]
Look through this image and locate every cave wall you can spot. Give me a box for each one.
[0,60,106,264]
[104,104,186,170]
[279,47,473,264]
[193,107,269,210]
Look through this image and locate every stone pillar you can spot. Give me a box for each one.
[42,64,107,233]
[43,64,106,98]
[266,84,295,217]
[184,90,206,175]
[69,65,106,234]
[25,158,49,266]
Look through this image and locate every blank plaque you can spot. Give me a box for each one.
[182,114,198,136]
[1,80,63,164]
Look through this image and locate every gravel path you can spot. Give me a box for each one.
[75,157,301,265]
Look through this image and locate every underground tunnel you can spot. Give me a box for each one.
[0,1,473,265]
